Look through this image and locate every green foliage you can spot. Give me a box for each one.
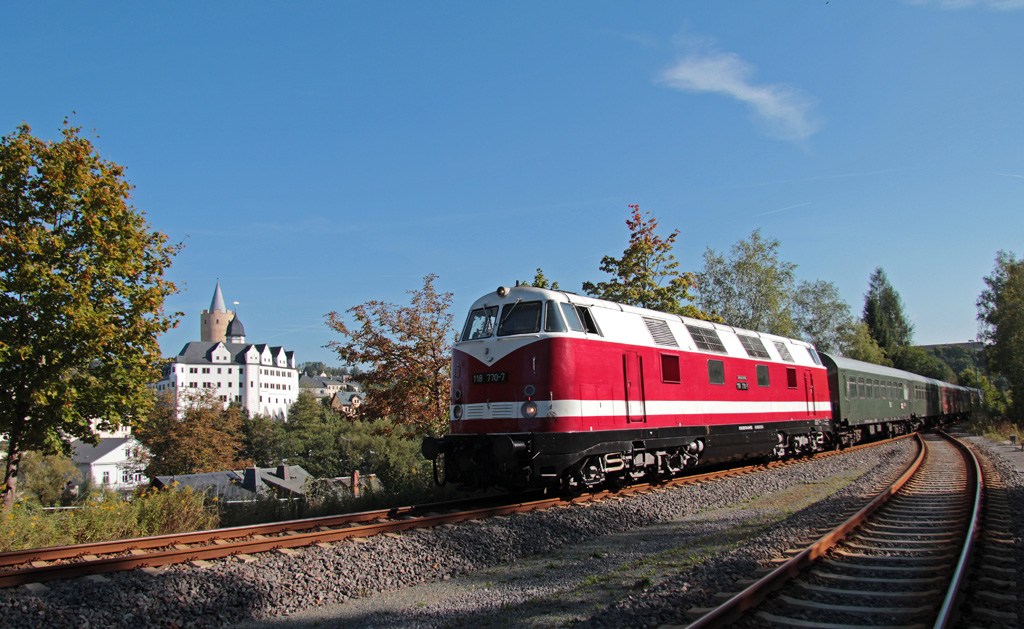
[134,392,251,478]
[0,486,217,551]
[522,268,559,290]
[891,346,956,382]
[697,229,797,335]
[843,320,892,366]
[862,267,913,357]
[0,120,181,510]
[977,251,1024,420]
[583,205,711,319]
[926,345,979,377]
[791,279,856,354]
[239,412,288,468]
[958,369,1011,419]
[19,451,81,507]
[298,361,350,377]
[326,274,453,437]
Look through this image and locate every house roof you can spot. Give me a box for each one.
[154,465,312,499]
[72,438,131,465]
[210,282,227,312]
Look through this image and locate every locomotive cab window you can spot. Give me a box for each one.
[661,354,681,384]
[708,359,725,385]
[462,306,498,340]
[497,301,542,336]
[756,365,770,387]
[544,301,567,333]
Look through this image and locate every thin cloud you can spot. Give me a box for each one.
[658,51,822,143]
[994,172,1024,179]
[756,202,811,217]
[907,0,1024,9]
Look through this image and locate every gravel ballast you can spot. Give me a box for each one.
[4,435,1012,629]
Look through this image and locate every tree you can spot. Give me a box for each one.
[326,274,453,437]
[281,392,348,478]
[891,346,955,382]
[696,229,796,335]
[521,268,558,290]
[843,320,892,366]
[957,368,1011,419]
[19,451,81,506]
[977,251,1024,419]
[0,121,180,510]
[134,392,250,478]
[239,412,289,468]
[862,267,913,357]
[792,279,856,354]
[583,205,710,319]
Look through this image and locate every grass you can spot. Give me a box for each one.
[0,485,217,552]
[965,416,1021,443]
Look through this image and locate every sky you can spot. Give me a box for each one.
[3,1,1022,365]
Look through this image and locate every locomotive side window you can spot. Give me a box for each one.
[462,306,498,340]
[756,365,770,387]
[786,367,797,389]
[662,354,681,383]
[575,306,602,335]
[560,303,585,332]
[497,301,542,336]
[806,347,822,365]
[708,359,725,385]
[544,301,567,333]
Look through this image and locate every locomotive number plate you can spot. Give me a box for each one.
[472,371,508,384]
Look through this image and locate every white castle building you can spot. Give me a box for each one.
[154,283,299,420]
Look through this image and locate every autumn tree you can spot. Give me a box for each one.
[134,392,250,478]
[0,121,180,510]
[583,205,709,319]
[863,267,914,357]
[326,274,453,437]
[696,229,797,335]
[977,251,1024,419]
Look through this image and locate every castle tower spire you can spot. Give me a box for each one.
[200,281,235,343]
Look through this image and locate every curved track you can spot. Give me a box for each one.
[680,431,983,628]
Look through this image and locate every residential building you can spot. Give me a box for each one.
[71,438,146,492]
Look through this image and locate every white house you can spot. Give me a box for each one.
[71,438,146,492]
[153,284,300,420]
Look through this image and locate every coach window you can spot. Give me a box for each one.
[786,367,797,389]
[756,365,770,387]
[463,306,498,340]
[497,301,542,336]
[708,359,725,385]
[662,354,681,384]
[544,301,567,333]
[858,377,865,398]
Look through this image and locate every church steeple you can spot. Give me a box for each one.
[200,281,235,343]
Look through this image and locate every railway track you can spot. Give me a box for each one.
[0,435,910,590]
[678,431,999,628]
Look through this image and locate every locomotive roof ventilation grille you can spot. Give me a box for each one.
[738,334,771,359]
[643,317,679,347]
[685,324,727,354]
[773,341,795,363]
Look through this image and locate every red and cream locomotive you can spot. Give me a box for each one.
[422,285,841,490]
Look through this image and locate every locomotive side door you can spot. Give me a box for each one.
[804,371,815,416]
[623,351,647,423]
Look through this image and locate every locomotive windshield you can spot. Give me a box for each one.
[462,306,498,340]
[497,300,542,336]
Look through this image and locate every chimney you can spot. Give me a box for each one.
[277,464,289,481]
[243,466,261,492]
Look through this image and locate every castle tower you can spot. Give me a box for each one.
[200,282,235,343]
[226,312,246,344]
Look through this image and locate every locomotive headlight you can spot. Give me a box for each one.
[453,388,462,402]
[521,401,538,419]
[453,405,463,420]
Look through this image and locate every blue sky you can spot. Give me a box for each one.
[3,1,1022,365]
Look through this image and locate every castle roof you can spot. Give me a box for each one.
[226,314,246,338]
[210,282,227,313]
